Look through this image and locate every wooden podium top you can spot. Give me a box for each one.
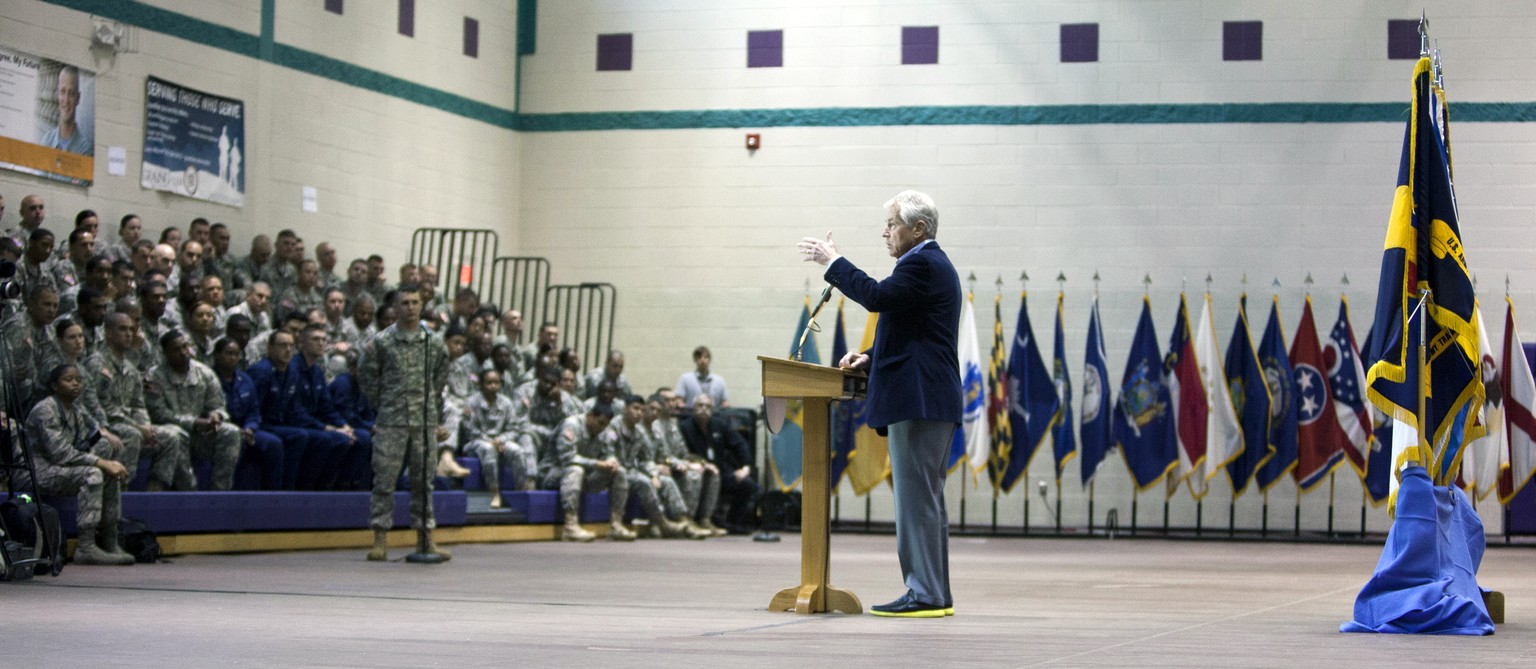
[758,355,867,400]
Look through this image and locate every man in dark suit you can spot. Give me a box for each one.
[798,190,962,618]
[678,394,758,534]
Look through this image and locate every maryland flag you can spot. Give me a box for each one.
[986,292,1013,492]
[845,312,890,495]
[1363,56,1484,487]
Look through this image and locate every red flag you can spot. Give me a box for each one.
[1499,298,1536,503]
[1165,295,1208,492]
[1290,296,1345,491]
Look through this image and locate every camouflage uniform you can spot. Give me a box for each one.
[138,312,179,372]
[51,258,83,317]
[461,392,529,496]
[358,323,450,531]
[20,395,134,534]
[146,358,241,490]
[205,251,247,307]
[94,349,188,488]
[510,382,585,458]
[440,352,488,452]
[652,415,720,522]
[616,417,688,523]
[2,311,56,400]
[580,370,633,401]
[539,414,627,519]
[276,284,323,316]
[265,260,298,301]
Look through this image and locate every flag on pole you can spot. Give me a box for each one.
[1256,297,1299,491]
[829,298,855,490]
[845,312,890,495]
[1225,296,1272,497]
[1361,323,1392,505]
[950,292,990,474]
[1291,296,1345,492]
[1363,56,1484,487]
[993,291,1058,492]
[770,298,820,491]
[1113,297,1177,490]
[1193,294,1242,498]
[1325,297,1374,480]
[1499,298,1536,504]
[1080,297,1112,486]
[1051,292,1077,483]
[1165,294,1208,495]
[1460,303,1502,501]
[986,291,1014,493]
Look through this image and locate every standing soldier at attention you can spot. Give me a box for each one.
[358,283,451,562]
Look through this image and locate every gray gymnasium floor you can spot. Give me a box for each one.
[7,533,1533,667]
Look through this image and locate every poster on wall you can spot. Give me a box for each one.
[0,46,96,186]
[141,76,245,207]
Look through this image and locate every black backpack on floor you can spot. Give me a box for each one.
[0,494,64,579]
[118,517,161,564]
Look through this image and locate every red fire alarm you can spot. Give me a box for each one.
[745,133,761,150]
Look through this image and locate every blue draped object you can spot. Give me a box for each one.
[1340,465,1494,635]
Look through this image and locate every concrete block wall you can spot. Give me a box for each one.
[517,0,1536,533]
[0,0,520,270]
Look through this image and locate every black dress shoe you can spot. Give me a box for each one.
[870,592,947,618]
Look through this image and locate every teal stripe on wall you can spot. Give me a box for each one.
[36,0,1536,132]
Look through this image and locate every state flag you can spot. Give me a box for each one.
[1051,292,1078,483]
[986,291,1013,492]
[1460,303,1502,501]
[1256,297,1299,491]
[1080,298,1113,486]
[1225,296,1272,497]
[1324,297,1374,479]
[830,298,855,490]
[1291,296,1345,492]
[1194,294,1243,498]
[1113,297,1177,490]
[845,313,890,495]
[993,291,1058,492]
[1499,298,1536,504]
[769,298,820,491]
[951,293,990,474]
[1165,294,1208,496]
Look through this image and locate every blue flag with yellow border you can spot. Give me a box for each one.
[1080,298,1112,486]
[1255,297,1299,491]
[1364,56,1484,486]
[1225,296,1272,497]
[1051,292,1077,482]
[993,291,1057,493]
[1113,297,1177,490]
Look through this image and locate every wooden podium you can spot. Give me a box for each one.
[759,355,866,615]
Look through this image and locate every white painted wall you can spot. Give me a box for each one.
[517,0,1536,534]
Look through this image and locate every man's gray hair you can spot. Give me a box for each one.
[885,190,939,237]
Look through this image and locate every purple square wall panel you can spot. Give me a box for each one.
[902,26,939,65]
[598,33,633,71]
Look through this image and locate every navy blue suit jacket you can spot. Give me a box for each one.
[823,241,962,429]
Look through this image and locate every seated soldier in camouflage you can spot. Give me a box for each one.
[538,403,633,543]
[3,284,59,397]
[581,379,625,416]
[22,364,135,565]
[510,364,585,466]
[146,330,241,490]
[95,312,188,491]
[460,369,528,508]
[648,389,726,536]
[614,395,708,539]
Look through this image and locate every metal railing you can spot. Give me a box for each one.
[485,256,551,343]
[408,228,500,301]
[541,283,617,371]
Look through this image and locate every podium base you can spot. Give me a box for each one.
[769,584,862,614]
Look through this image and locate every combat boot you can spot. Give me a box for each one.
[608,521,637,542]
[423,531,452,560]
[561,513,595,542]
[98,522,137,563]
[697,517,729,537]
[659,518,707,540]
[74,527,132,566]
[367,529,389,561]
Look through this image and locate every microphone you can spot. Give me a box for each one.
[794,284,835,362]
